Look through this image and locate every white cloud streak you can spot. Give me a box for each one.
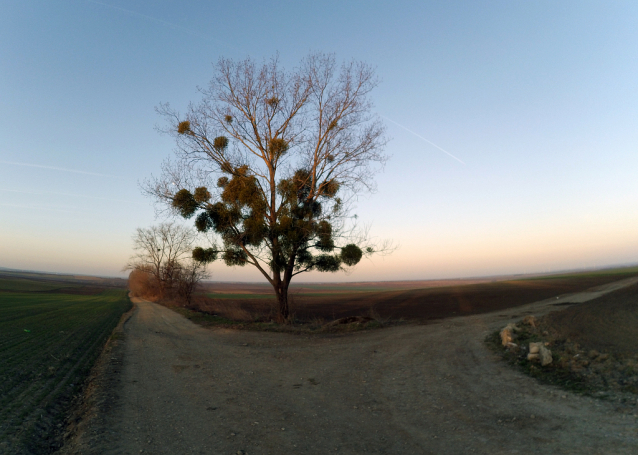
[0,202,78,214]
[382,116,466,165]
[85,0,235,49]
[0,161,122,178]
[0,188,141,205]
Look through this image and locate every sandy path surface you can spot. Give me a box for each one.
[68,278,638,454]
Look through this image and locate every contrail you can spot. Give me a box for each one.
[85,0,235,49]
[0,202,78,214]
[381,115,466,165]
[0,188,139,204]
[0,161,121,178]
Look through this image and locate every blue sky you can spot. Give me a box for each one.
[1,1,637,281]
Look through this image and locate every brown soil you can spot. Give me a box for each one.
[521,281,638,397]
[203,277,503,294]
[542,282,638,356]
[196,274,637,322]
[490,280,638,401]
[60,278,638,455]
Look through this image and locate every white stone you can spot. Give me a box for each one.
[539,346,553,366]
[500,324,519,346]
[529,342,542,354]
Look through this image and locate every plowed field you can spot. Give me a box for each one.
[543,281,638,356]
[195,269,638,322]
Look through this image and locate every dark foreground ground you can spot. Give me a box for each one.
[3,266,638,453]
[62,277,638,455]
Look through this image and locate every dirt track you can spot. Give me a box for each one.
[65,278,638,454]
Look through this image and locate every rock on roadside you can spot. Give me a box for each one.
[528,342,553,366]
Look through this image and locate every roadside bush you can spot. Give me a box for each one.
[128,268,160,300]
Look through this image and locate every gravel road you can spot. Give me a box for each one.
[64,278,638,454]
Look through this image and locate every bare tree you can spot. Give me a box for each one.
[145,52,389,322]
[124,222,198,298]
[173,259,209,305]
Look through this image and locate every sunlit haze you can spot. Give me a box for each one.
[2,1,637,281]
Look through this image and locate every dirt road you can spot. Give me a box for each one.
[65,278,638,454]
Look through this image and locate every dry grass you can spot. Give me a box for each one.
[163,300,399,335]
[190,297,255,321]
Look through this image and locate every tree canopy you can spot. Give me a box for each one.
[145,52,388,321]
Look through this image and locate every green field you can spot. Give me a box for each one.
[0,280,131,454]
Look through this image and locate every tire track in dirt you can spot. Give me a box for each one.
[66,279,638,454]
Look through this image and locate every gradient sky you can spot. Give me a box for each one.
[1,1,637,281]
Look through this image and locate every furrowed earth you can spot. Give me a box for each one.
[188,268,638,324]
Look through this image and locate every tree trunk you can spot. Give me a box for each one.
[274,282,290,323]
